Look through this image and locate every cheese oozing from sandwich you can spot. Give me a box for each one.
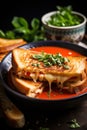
[12,48,87,93]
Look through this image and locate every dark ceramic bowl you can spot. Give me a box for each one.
[0,40,87,112]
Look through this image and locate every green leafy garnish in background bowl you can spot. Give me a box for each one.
[0,17,47,42]
[46,5,82,27]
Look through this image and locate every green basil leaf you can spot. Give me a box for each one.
[12,16,29,28]
[14,27,30,34]
[31,18,40,30]
[0,30,5,38]
[5,31,15,39]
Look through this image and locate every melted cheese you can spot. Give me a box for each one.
[30,72,71,90]
[44,74,56,93]
[30,73,37,82]
[29,71,87,93]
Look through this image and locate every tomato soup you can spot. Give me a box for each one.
[31,46,81,56]
[30,46,87,100]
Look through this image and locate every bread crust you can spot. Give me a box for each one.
[0,38,26,53]
[8,69,44,97]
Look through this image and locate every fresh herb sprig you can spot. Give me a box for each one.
[32,52,70,69]
[0,17,46,42]
[47,5,82,27]
[68,119,80,128]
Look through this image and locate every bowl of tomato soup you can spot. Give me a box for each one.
[0,40,87,112]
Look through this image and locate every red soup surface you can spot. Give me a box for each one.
[30,46,87,100]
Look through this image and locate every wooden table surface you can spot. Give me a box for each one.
[0,100,87,130]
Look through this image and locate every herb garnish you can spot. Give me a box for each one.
[68,119,80,128]
[32,63,40,67]
[39,127,49,130]
[47,5,82,27]
[0,17,46,42]
[32,52,70,69]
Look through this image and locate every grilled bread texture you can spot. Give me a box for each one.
[0,38,26,53]
[9,69,44,97]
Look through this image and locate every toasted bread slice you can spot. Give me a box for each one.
[0,80,25,128]
[0,38,26,53]
[12,48,87,76]
[11,48,87,93]
[9,69,44,97]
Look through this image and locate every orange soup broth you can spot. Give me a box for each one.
[30,46,87,100]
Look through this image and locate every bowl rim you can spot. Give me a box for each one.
[41,11,87,29]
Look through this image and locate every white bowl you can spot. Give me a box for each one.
[41,11,87,43]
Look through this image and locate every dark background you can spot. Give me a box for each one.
[0,0,87,31]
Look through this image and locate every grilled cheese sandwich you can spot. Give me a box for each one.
[11,48,87,93]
